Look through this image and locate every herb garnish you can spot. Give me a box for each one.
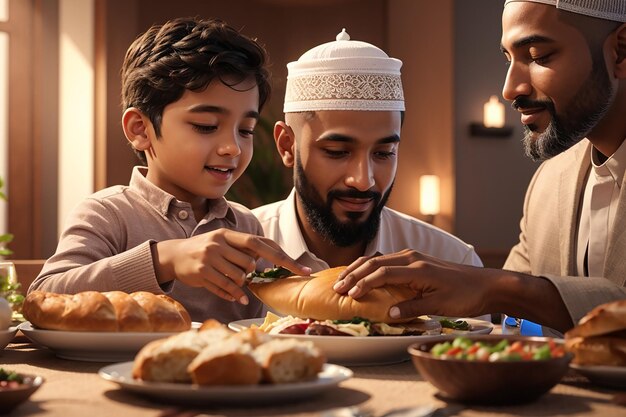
[439,318,471,331]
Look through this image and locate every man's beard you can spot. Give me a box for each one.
[294,154,392,247]
[515,52,614,161]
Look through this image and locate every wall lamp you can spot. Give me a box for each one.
[420,175,440,224]
[469,95,513,138]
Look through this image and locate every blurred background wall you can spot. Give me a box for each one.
[2,0,538,267]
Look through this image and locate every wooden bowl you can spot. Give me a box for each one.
[0,372,44,413]
[408,334,572,405]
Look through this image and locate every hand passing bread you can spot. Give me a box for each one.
[133,320,325,385]
[22,290,191,332]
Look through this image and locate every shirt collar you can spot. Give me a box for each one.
[129,166,236,223]
[277,189,312,260]
[591,139,626,188]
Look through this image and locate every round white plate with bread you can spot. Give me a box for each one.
[0,326,18,350]
[18,321,201,362]
[228,317,494,366]
[99,361,352,405]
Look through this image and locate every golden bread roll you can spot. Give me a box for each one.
[565,336,626,366]
[102,291,151,332]
[23,291,118,331]
[130,291,191,332]
[248,266,417,323]
[23,290,191,332]
[132,330,208,382]
[565,299,626,339]
[253,339,325,384]
[188,338,262,385]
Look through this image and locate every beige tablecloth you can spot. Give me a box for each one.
[2,336,626,417]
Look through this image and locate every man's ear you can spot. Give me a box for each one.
[122,107,152,151]
[274,121,296,168]
[611,23,626,78]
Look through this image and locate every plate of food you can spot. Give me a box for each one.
[564,299,626,388]
[18,290,198,362]
[229,315,493,366]
[237,266,493,365]
[100,321,352,406]
[99,361,351,405]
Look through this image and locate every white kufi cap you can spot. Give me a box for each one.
[504,0,626,22]
[284,29,405,113]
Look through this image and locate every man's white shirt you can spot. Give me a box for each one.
[252,189,483,271]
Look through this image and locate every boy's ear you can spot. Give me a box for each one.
[612,23,626,78]
[274,121,296,168]
[122,107,152,151]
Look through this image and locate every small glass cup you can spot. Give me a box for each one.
[0,260,18,299]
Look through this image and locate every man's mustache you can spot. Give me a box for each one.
[328,189,381,201]
[512,96,553,111]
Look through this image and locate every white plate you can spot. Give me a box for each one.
[228,317,494,366]
[99,361,352,406]
[571,364,626,389]
[0,326,18,349]
[18,321,200,362]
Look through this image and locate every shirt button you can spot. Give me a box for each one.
[178,210,189,220]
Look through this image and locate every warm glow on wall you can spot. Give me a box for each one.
[420,175,440,218]
[483,95,505,128]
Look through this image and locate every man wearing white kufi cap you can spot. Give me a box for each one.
[336,1,626,336]
[253,30,483,276]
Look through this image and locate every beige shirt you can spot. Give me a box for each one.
[30,166,265,323]
[252,189,482,271]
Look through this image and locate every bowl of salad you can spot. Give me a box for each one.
[0,368,44,413]
[408,335,572,404]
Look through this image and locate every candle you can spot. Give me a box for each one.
[483,95,505,128]
[420,175,440,216]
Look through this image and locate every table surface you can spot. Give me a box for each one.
[2,334,626,417]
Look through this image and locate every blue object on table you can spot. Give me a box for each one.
[503,315,543,336]
[520,319,543,336]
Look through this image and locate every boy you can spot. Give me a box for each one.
[29,17,309,323]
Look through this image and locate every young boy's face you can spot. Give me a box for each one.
[144,78,259,203]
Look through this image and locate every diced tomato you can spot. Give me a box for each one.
[466,344,480,355]
[446,347,463,356]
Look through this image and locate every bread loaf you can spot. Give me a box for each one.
[23,290,191,332]
[565,336,626,366]
[188,338,262,385]
[132,326,235,382]
[23,291,118,332]
[565,300,626,339]
[248,266,417,323]
[564,299,626,366]
[102,291,151,332]
[132,320,326,385]
[253,339,325,384]
[129,291,191,332]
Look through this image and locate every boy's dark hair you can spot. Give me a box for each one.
[121,17,271,164]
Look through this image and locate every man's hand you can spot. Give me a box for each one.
[332,249,493,319]
[153,229,311,304]
[332,249,573,332]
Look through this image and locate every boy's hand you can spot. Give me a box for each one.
[153,229,311,304]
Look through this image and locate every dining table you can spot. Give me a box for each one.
[2,329,626,417]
